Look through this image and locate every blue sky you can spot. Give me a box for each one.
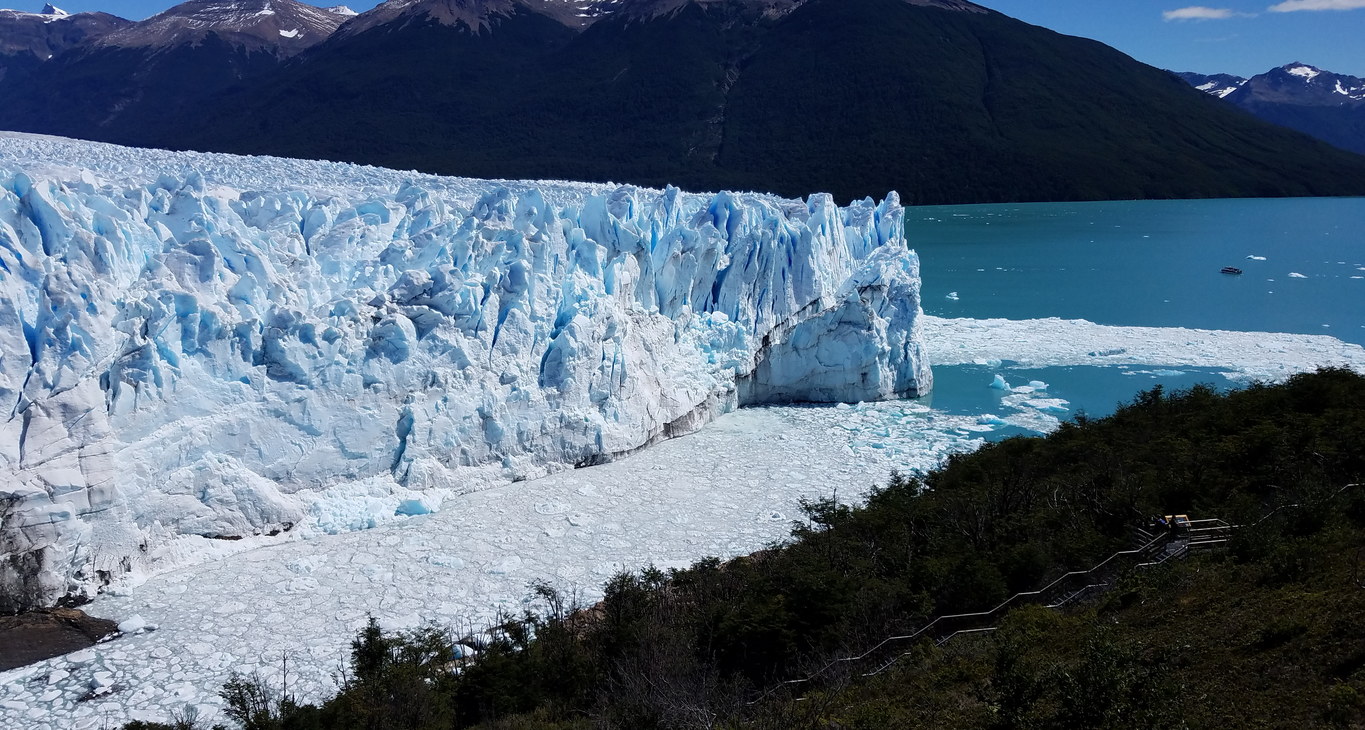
[22,0,1365,77]
[983,0,1365,77]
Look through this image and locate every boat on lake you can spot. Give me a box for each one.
[1221,266,1243,275]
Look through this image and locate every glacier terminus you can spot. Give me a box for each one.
[0,133,931,608]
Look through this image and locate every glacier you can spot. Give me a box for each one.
[0,132,931,607]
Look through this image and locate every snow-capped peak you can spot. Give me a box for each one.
[1285,63,1320,80]
[1271,63,1365,100]
[0,2,73,22]
[327,4,358,15]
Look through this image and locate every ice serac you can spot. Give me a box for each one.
[0,134,930,606]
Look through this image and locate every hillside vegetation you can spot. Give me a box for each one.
[127,368,1365,729]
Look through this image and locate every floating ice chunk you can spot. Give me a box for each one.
[394,493,443,517]
[307,479,445,534]
[1289,272,1308,278]
[424,554,465,570]
[1088,347,1127,357]
[1128,369,1188,377]
[487,556,523,575]
[378,613,422,632]
[65,649,96,665]
[977,414,1009,426]
[945,291,960,301]
[1246,255,1267,261]
[534,502,570,516]
[1023,398,1070,414]
[1028,380,1049,390]
[278,561,312,581]
[988,374,1011,390]
[117,615,154,634]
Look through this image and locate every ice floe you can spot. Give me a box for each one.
[922,316,1365,382]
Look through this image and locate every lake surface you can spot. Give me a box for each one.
[908,197,1365,432]
[908,197,1365,345]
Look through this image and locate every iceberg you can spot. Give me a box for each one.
[0,133,930,605]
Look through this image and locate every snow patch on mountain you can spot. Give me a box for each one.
[1195,79,1244,98]
[0,132,930,607]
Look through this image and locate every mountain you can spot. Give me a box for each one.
[6,0,1365,204]
[1182,63,1365,157]
[95,0,354,53]
[0,0,350,144]
[0,4,128,83]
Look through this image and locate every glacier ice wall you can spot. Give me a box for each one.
[0,133,930,605]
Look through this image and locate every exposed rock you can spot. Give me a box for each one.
[0,607,117,672]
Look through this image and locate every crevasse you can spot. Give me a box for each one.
[0,134,930,605]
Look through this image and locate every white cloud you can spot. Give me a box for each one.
[1269,0,1365,11]
[1163,6,1243,20]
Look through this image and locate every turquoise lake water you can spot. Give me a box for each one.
[909,197,1365,345]
[904,197,1365,434]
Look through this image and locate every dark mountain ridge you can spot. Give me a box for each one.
[172,0,1365,204]
[3,0,1365,205]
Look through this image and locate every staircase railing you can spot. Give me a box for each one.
[749,530,1176,703]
